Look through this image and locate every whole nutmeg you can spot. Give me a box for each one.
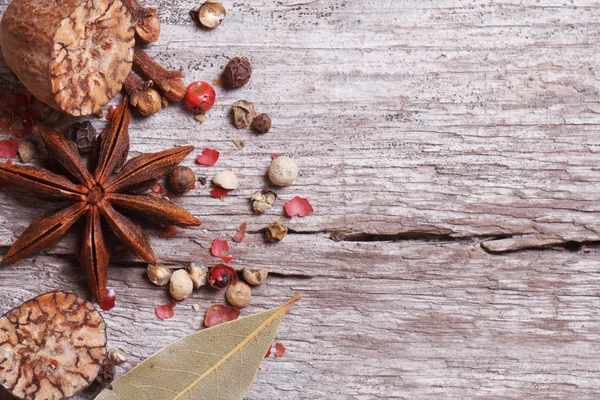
[147,264,172,286]
[198,1,226,29]
[252,113,271,133]
[268,156,298,186]
[170,269,194,301]
[213,170,239,190]
[168,166,196,194]
[64,120,97,154]
[243,268,268,286]
[232,100,255,128]
[108,348,128,365]
[187,262,208,289]
[265,221,288,243]
[223,57,252,89]
[226,281,252,308]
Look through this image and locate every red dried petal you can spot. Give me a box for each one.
[204,304,240,327]
[196,147,220,166]
[220,254,234,263]
[265,345,272,358]
[100,288,116,311]
[0,138,19,158]
[152,183,164,193]
[232,222,247,243]
[106,105,117,120]
[275,342,286,357]
[0,107,14,129]
[160,224,177,238]
[284,196,314,218]
[210,187,229,198]
[156,300,176,320]
[271,154,279,160]
[211,238,229,256]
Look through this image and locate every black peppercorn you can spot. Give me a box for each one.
[64,121,97,154]
[252,113,271,133]
[223,57,252,88]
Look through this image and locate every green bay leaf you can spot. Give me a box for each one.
[96,294,300,400]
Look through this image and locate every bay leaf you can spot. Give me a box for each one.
[96,294,301,400]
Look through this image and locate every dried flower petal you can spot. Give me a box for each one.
[196,147,220,165]
[204,304,240,327]
[211,238,229,256]
[232,222,247,243]
[284,196,314,218]
[272,154,279,160]
[0,137,19,158]
[220,254,234,262]
[210,187,229,198]
[160,224,177,238]
[100,288,116,311]
[156,300,176,320]
[265,345,272,358]
[275,342,286,357]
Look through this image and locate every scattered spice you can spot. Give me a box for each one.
[93,360,116,393]
[185,81,216,114]
[275,342,286,358]
[167,166,196,194]
[170,269,194,301]
[204,304,240,327]
[251,190,277,213]
[233,138,246,150]
[272,153,279,160]
[284,196,314,218]
[187,262,208,289]
[156,300,176,320]
[252,113,271,133]
[243,268,268,286]
[0,137,18,158]
[100,288,117,311]
[232,100,255,128]
[268,155,298,186]
[108,348,128,365]
[196,147,220,165]
[232,222,247,242]
[195,1,227,29]
[223,57,252,89]
[122,0,161,43]
[194,113,207,124]
[123,73,162,116]
[221,254,234,263]
[64,120,97,154]
[0,99,200,301]
[210,187,230,198]
[192,304,201,312]
[160,224,178,238]
[207,264,238,290]
[211,238,229,256]
[265,221,288,243]
[226,281,252,308]
[213,170,239,190]
[198,176,207,186]
[147,264,172,286]
[17,141,36,163]
[133,46,186,102]
[0,291,107,400]
[265,345,272,358]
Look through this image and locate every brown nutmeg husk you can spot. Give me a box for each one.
[0,0,135,116]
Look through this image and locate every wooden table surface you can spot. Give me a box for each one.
[2,1,600,399]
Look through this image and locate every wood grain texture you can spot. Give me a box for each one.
[1,0,600,398]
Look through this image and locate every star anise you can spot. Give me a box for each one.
[0,98,200,301]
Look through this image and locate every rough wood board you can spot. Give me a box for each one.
[0,0,600,399]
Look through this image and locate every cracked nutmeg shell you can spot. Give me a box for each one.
[0,0,135,116]
[0,291,107,400]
